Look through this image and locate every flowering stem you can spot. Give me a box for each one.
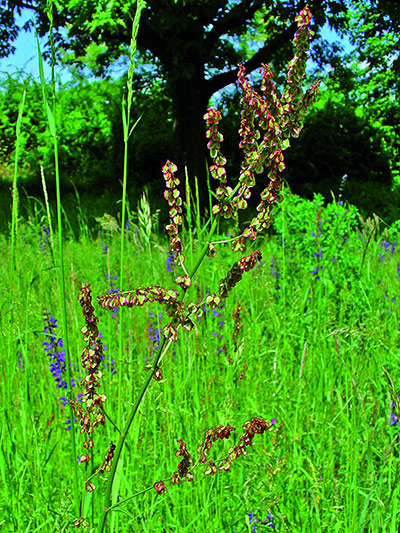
[9,90,25,283]
[97,338,168,533]
[104,486,154,513]
[117,137,128,431]
[96,6,318,527]
[98,213,220,530]
[102,408,121,434]
[188,217,219,282]
[117,0,144,431]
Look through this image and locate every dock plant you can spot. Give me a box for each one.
[63,4,320,530]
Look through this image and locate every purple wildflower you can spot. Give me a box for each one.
[389,395,400,426]
[39,225,51,252]
[17,352,25,371]
[166,252,175,272]
[379,240,397,262]
[42,312,68,390]
[261,511,275,528]
[100,242,109,255]
[42,310,81,420]
[270,257,282,291]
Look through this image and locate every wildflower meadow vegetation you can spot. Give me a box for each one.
[1,2,400,532]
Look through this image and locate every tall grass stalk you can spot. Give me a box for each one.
[40,165,55,259]
[9,90,25,284]
[97,2,144,529]
[36,17,80,514]
[117,0,144,430]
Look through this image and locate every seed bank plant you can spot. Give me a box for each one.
[30,4,320,531]
[5,2,400,532]
[5,3,318,532]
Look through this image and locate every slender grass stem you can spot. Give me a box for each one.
[40,165,55,261]
[117,0,144,430]
[9,90,26,283]
[36,28,80,515]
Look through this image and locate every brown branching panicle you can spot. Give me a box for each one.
[72,5,317,523]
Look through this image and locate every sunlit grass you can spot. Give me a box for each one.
[1,188,400,531]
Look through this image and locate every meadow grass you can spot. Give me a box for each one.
[1,188,400,532]
[2,3,400,532]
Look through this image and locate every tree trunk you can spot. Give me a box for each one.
[169,74,212,209]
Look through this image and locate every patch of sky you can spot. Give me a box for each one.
[0,8,133,84]
[0,10,65,82]
[1,7,355,103]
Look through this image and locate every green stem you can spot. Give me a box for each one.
[117,0,144,431]
[9,90,26,285]
[187,216,219,282]
[105,486,153,513]
[53,129,80,514]
[97,337,167,533]
[117,138,128,430]
[36,31,80,516]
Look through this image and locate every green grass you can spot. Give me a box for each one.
[2,4,399,531]
[1,189,400,532]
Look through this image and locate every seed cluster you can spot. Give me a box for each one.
[71,284,119,494]
[231,304,243,350]
[71,284,106,455]
[95,441,116,475]
[97,285,179,309]
[170,439,194,485]
[228,417,274,462]
[153,417,276,493]
[163,160,185,266]
[203,4,319,254]
[218,250,262,298]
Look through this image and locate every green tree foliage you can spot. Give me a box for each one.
[0,73,174,195]
[283,84,392,202]
[0,0,351,197]
[344,1,400,181]
[277,0,400,219]
[0,74,49,183]
[1,0,399,218]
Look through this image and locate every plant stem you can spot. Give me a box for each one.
[9,90,25,284]
[117,0,144,430]
[98,336,167,533]
[36,30,80,516]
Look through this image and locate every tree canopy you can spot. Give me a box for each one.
[0,1,351,191]
[1,0,399,218]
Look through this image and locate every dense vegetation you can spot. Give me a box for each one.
[2,189,400,531]
[0,0,399,226]
[1,1,400,531]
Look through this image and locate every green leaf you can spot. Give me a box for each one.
[37,35,56,136]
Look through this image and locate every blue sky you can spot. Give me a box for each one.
[0,10,72,82]
[0,10,351,84]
